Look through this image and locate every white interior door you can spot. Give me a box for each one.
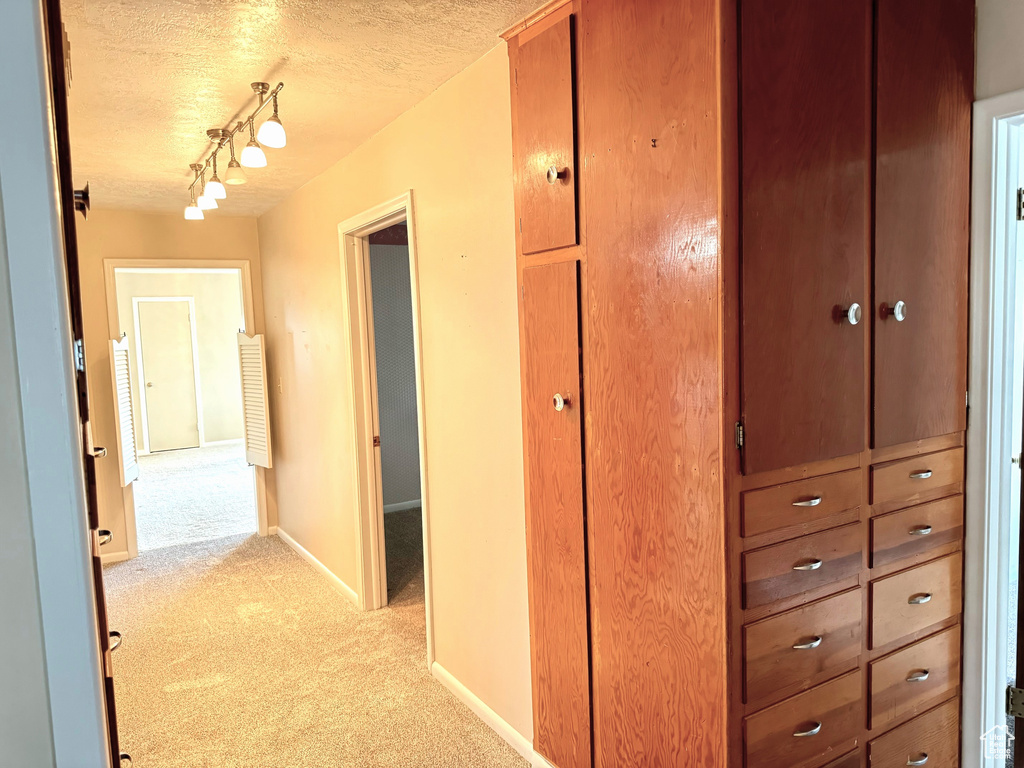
[138,300,200,452]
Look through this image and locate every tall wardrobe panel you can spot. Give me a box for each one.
[514,16,578,255]
[580,0,727,764]
[739,0,871,474]
[873,0,972,448]
[521,261,591,768]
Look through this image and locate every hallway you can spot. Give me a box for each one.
[103,533,525,767]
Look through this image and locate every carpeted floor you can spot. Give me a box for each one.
[103,519,527,767]
[133,441,257,551]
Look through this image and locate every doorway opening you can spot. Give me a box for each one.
[111,266,259,552]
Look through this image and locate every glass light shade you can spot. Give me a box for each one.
[225,159,247,185]
[184,203,204,220]
[257,115,286,148]
[197,191,218,210]
[240,139,267,168]
[206,175,227,199]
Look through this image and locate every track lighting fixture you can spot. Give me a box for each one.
[182,82,285,219]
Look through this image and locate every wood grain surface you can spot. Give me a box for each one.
[870,496,963,568]
[868,625,960,730]
[522,262,591,768]
[870,447,964,509]
[579,0,727,763]
[739,0,871,473]
[742,469,861,539]
[867,699,960,768]
[870,553,962,649]
[873,0,973,448]
[514,15,578,256]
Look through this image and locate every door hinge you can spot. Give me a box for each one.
[1017,188,1024,221]
[1008,686,1024,717]
[73,338,85,373]
[735,422,744,449]
[373,435,381,447]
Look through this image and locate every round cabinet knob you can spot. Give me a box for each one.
[553,393,571,412]
[146,381,154,388]
[546,165,566,184]
[881,300,907,322]
[843,302,862,325]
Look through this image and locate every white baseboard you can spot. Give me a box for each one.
[275,527,359,606]
[202,438,244,446]
[384,499,422,513]
[100,549,131,565]
[430,661,539,764]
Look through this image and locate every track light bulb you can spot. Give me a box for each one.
[225,158,247,185]
[257,115,286,148]
[206,174,227,199]
[197,192,218,210]
[185,203,204,220]
[241,138,267,168]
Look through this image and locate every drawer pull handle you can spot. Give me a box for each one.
[909,470,933,479]
[906,669,930,683]
[109,631,122,652]
[793,636,823,650]
[907,754,929,766]
[909,525,933,536]
[793,559,823,571]
[792,496,822,508]
[908,593,932,605]
[98,530,113,546]
[793,722,822,738]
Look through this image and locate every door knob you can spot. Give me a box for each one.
[546,165,567,184]
[553,393,572,412]
[146,381,154,387]
[74,182,90,219]
[880,300,907,322]
[838,302,862,325]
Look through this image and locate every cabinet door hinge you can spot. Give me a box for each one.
[1017,188,1024,221]
[735,422,744,450]
[1008,686,1024,717]
[73,337,85,373]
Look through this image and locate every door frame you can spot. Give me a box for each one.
[102,260,270,554]
[963,87,1024,768]
[132,296,204,454]
[337,191,435,665]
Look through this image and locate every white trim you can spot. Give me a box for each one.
[0,1,109,762]
[338,191,437,669]
[102,260,269,548]
[384,499,422,513]
[267,525,278,536]
[132,296,204,452]
[100,550,131,565]
[275,527,359,606]
[430,661,535,764]
[963,87,1024,768]
[115,267,241,275]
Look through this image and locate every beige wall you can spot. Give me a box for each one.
[0,185,57,765]
[977,0,1024,99]
[77,209,265,557]
[257,44,531,737]
[115,270,246,447]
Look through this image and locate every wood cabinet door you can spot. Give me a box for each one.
[874,0,973,448]
[740,0,872,474]
[513,15,577,256]
[521,261,591,768]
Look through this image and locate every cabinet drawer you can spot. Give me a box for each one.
[743,523,863,609]
[868,698,960,768]
[870,553,962,648]
[745,670,863,768]
[744,589,862,704]
[742,469,861,538]
[870,447,963,508]
[513,15,578,256]
[869,626,960,730]
[822,751,861,768]
[870,496,963,568]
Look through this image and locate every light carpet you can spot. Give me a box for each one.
[103,528,527,767]
[133,441,256,551]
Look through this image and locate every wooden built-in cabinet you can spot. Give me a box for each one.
[503,0,971,765]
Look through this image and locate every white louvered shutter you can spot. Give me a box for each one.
[108,337,140,486]
[237,332,273,468]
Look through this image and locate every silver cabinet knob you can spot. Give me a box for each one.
[792,496,822,508]
[98,530,113,546]
[909,470,933,479]
[792,635,823,650]
[908,593,932,605]
[546,165,567,184]
[843,303,862,325]
[793,558,823,571]
[553,393,572,412]
[907,755,929,766]
[881,300,908,322]
[906,669,930,683]
[793,722,822,738]
[146,381,154,388]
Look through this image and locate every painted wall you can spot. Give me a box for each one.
[0,183,58,767]
[257,45,531,738]
[114,270,246,448]
[369,242,422,508]
[77,209,267,557]
[978,0,1024,100]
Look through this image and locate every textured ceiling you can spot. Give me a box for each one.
[63,0,539,216]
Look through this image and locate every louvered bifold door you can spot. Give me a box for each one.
[237,333,273,468]
[108,337,140,486]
